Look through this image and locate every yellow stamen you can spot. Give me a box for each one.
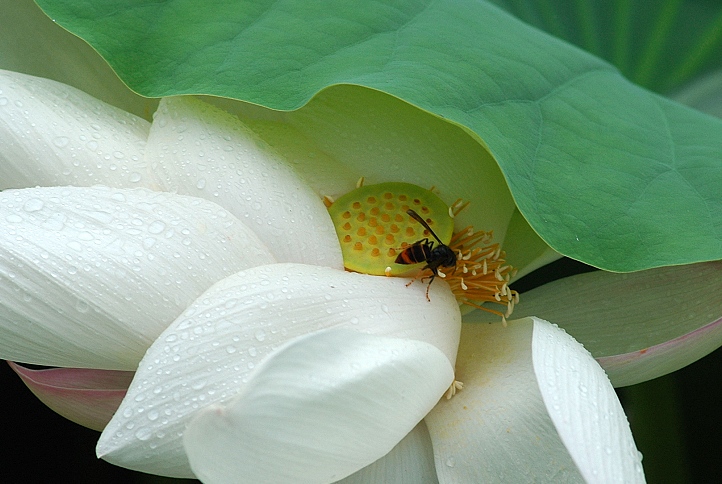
[407,218,518,320]
[445,379,464,399]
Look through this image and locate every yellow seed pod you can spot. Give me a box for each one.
[327,182,454,276]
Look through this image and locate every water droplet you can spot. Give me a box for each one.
[22,198,44,212]
[196,178,207,189]
[445,457,456,468]
[53,136,70,148]
[135,427,153,441]
[254,329,266,342]
[128,172,142,183]
[5,214,23,223]
[147,220,166,234]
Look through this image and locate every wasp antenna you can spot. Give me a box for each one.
[406,209,444,244]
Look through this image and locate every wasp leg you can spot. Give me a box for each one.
[405,270,436,302]
[424,275,436,302]
[405,275,424,288]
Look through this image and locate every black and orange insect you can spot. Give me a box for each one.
[395,209,457,300]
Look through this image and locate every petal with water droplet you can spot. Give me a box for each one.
[183,329,453,484]
[425,319,644,483]
[0,185,275,369]
[144,96,342,268]
[0,70,155,189]
[97,262,460,477]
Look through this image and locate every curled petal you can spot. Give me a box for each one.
[183,329,453,484]
[145,96,343,268]
[8,362,132,431]
[0,70,154,190]
[0,186,275,369]
[97,263,460,477]
[425,319,643,483]
[493,261,722,386]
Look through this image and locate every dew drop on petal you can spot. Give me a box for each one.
[23,198,44,212]
[135,427,152,441]
[147,220,166,234]
[53,136,70,148]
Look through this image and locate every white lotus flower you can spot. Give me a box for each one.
[8,67,711,483]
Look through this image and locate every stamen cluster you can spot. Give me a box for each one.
[417,200,519,324]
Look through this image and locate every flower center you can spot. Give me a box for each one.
[326,182,454,276]
[326,181,518,322]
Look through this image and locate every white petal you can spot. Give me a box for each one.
[145,96,342,268]
[183,329,454,484]
[425,319,644,484]
[0,186,275,369]
[97,262,460,477]
[0,70,156,189]
[335,421,438,484]
[496,261,722,386]
[531,320,644,483]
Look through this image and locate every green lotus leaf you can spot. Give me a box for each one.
[32,0,722,271]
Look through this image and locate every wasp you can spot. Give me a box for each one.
[395,209,457,300]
